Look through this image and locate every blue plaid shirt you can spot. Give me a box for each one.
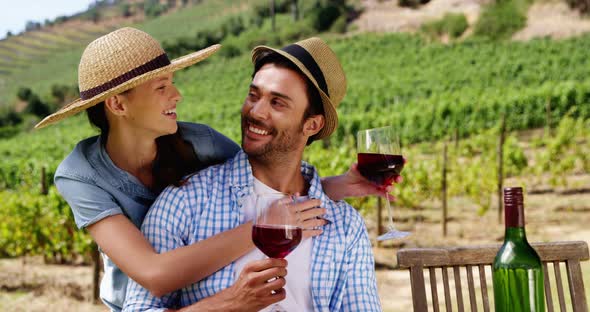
[123,150,381,312]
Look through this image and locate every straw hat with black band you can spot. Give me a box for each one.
[251,37,347,140]
[34,27,220,129]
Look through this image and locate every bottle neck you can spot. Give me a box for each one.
[504,196,524,227]
[504,226,528,243]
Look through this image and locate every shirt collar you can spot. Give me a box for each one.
[228,150,335,224]
[89,135,156,199]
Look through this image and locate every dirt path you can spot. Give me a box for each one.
[353,0,590,41]
[352,0,489,33]
[513,1,590,40]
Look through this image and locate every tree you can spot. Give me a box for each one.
[119,3,132,17]
[6,31,12,38]
[270,0,276,32]
[291,0,299,21]
[25,21,42,32]
[17,87,32,102]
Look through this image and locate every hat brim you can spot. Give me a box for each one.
[251,46,337,140]
[35,44,221,129]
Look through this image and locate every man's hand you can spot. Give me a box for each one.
[227,258,288,311]
[176,258,288,312]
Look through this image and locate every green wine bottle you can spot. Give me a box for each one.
[492,187,545,312]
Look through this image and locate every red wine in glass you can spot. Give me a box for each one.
[252,225,302,259]
[357,126,410,240]
[357,153,404,188]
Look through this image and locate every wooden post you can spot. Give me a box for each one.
[497,114,506,224]
[40,166,48,195]
[291,0,299,21]
[92,244,101,303]
[270,0,276,32]
[545,97,552,136]
[377,197,383,246]
[442,142,448,236]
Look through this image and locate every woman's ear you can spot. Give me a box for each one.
[104,94,127,116]
[303,115,325,138]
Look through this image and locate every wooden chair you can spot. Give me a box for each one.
[396,241,589,312]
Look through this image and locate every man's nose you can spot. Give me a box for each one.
[250,99,270,119]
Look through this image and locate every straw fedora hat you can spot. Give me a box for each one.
[251,37,346,140]
[34,27,220,129]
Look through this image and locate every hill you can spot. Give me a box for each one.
[0,0,260,109]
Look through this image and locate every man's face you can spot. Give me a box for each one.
[241,63,312,161]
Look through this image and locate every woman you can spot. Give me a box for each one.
[35,28,394,311]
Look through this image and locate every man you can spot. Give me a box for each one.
[124,37,381,312]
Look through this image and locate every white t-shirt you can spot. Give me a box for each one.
[233,178,314,312]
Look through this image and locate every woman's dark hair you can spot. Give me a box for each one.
[86,101,203,193]
[252,52,324,145]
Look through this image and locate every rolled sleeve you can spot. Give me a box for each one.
[123,186,192,311]
[55,175,123,229]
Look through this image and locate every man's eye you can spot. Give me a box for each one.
[272,99,286,107]
[157,86,166,90]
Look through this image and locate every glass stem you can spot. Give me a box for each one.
[384,198,395,229]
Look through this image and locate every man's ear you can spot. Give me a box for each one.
[104,94,127,117]
[303,115,325,138]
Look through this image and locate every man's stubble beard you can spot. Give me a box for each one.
[242,120,306,165]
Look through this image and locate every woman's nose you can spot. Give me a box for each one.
[171,86,182,103]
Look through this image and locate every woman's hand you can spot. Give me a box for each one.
[321,161,404,202]
[289,198,328,239]
[263,198,328,239]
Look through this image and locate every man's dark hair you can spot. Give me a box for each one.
[252,52,324,145]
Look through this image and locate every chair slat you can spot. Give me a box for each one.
[396,241,589,268]
[410,266,428,312]
[429,267,440,312]
[443,266,453,311]
[478,265,490,312]
[466,265,478,312]
[543,262,554,312]
[553,261,567,312]
[566,259,589,312]
[453,266,465,312]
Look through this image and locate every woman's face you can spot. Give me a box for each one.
[120,72,182,137]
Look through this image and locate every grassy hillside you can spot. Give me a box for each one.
[0,0,263,109]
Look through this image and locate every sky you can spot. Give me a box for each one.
[0,0,95,38]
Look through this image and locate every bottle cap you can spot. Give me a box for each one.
[504,187,524,227]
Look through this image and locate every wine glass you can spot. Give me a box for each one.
[252,194,302,312]
[357,126,410,240]
[252,194,302,258]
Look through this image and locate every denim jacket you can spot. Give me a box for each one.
[54,122,239,311]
